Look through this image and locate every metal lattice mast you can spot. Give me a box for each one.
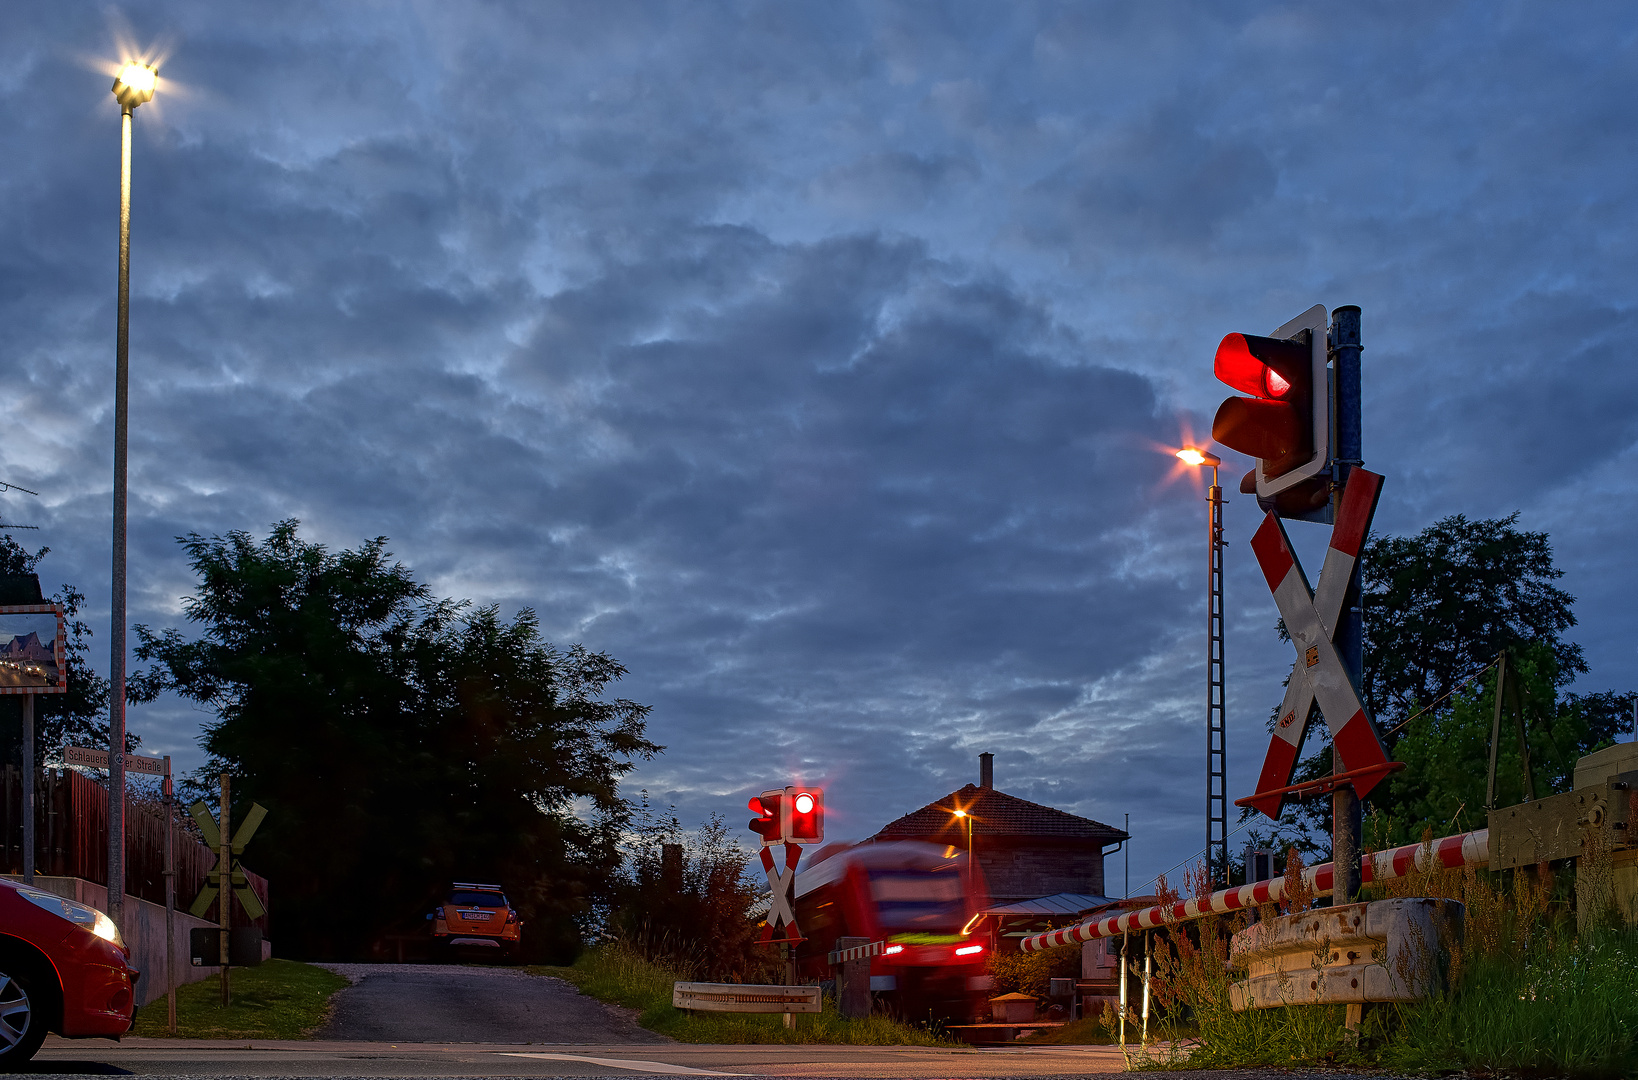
[1206,471,1227,887]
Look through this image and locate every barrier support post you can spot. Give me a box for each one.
[1118,932,1128,1050]
[835,936,871,1019]
[1142,935,1151,1045]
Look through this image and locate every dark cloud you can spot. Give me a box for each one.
[0,0,1633,892]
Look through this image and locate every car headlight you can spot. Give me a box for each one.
[17,886,125,948]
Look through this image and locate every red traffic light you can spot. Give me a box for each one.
[787,788,824,844]
[748,790,783,845]
[1211,333,1313,477]
[1214,333,1306,400]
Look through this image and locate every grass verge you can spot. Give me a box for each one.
[531,943,953,1045]
[1384,932,1638,1078]
[129,959,352,1039]
[1131,847,1638,1079]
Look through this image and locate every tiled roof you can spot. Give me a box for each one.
[868,784,1128,844]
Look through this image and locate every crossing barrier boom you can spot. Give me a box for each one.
[1020,829,1487,952]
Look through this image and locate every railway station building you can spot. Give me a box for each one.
[864,752,1128,903]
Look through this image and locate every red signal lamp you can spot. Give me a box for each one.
[1214,333,1304,400]
[1211,333,1313,471]
[787,787,824,844]
[748,790,783,845]
[1208,306,1335,522]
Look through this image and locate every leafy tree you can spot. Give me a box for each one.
[1368,643,1630,847]
[133,521,659,960]
[611,795,774,983]
[0,535,116,768]
[1362,513,1583,728]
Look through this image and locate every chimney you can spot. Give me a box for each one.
[661,843,684,891]
[979,752,994,790]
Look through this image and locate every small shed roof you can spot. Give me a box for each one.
[978,892,1114,917]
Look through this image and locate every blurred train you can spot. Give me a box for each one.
[792,840,989,1023]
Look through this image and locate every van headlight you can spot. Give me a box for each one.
[16,886,125,948]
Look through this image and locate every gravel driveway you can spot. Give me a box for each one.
[314,963,669,1044]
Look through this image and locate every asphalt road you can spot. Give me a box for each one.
[312,965,665,1045]
[25,1038,1137,1076]
[20,965,1413,1078]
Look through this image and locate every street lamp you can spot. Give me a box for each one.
[107,59,157,931]
[950,807,975,891]
[1176,447,1227,887]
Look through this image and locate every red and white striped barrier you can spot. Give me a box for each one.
[827,940,885,965]
[1020,829,1487,952]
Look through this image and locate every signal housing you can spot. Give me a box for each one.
[1210,304,1334,523]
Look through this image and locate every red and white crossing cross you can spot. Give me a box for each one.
[759,842,803,943]
[1245,469,1391,819]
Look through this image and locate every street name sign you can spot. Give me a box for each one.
[64,745,166,777]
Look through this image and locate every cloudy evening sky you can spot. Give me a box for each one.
[2,2,1634,893]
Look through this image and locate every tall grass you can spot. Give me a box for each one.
[1135,841,1638,1078]
[534,940,953,1045]
[1387,932,1638,1078]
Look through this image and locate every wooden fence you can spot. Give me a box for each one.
[0,766,269,933]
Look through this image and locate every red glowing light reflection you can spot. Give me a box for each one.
[1215,333,1292,399]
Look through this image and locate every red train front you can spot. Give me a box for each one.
[793,840,988,1023]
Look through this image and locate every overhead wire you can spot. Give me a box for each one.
[1141,654,1531,895]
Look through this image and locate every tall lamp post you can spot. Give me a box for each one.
[108,60,157,930]
[1177,447,1227,887]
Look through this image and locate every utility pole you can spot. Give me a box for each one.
[21,696,33,884]
[219,772,231,1006]
[1329,306,1364,903]
[163,756,176,1033]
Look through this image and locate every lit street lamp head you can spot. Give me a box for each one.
[112,63,157,109]
[1176,447,1221,468]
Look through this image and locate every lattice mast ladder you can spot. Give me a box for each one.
[1206,469,1228,887]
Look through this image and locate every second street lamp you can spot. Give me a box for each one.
[107,59,157,931]
[1177,447,1227,887]
[950,808,975,892]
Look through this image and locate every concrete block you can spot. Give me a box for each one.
[1228,897,1461,1011]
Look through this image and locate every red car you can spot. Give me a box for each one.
[0,878,139,1068]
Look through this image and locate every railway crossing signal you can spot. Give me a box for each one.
[1212,304,1334,523]
[747,784,823,943]
[187,798,268,921]
[747,786,824,846]
[748,790,784,845]
[1237,469,1399,819]
[759,842,803,943]
[787,788,824,843]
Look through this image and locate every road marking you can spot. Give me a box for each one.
[498,1052,736,1075]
